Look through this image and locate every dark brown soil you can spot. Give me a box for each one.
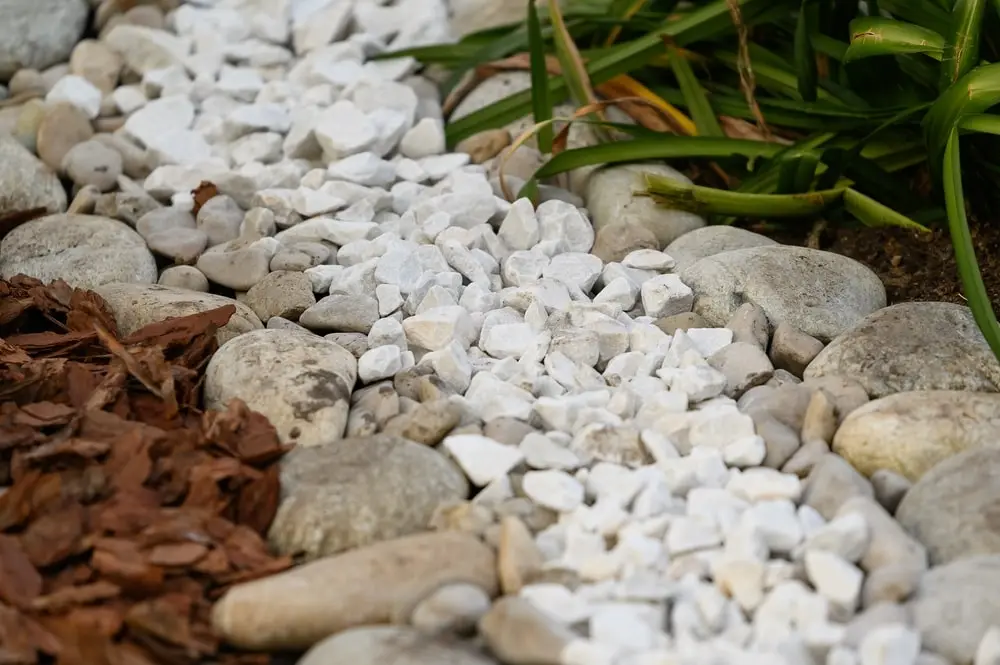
[757,218,1000,307]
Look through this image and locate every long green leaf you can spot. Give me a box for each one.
[445,0,777,144]
[527,0,554,153]
[667,45,722,136]
[645,173,846,217]
[776,152,821,193]
[795,0,819,101]
[842,189,931,230]
[940,0,987,87]
[942,128,1000,359]
[923,62,1000,182]
[843,17,945,62]
[878,0,951,32]
[531,136,784,179]
[549,0,598,108]
[959,113,1000,134]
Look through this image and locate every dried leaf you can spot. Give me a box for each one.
[0,536,43,607]
[20,503,86,568]
[145,544,208,568]
[190,182,218,216]
[0,277,290,664]
[30,581,121,613]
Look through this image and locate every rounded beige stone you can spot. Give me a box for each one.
[832,390,1000,481]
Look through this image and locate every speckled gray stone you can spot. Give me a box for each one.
[204,328,357,447]
[806,301,1000,397]
[0,0,88,79]
[268,434,468,559]
[93,282,263,345]
[0,214,155,289]
[680,246,886,342]
[0,133,67,216]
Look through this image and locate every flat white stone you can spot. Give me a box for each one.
[522,470,585,512]
[727,468,803,503]
[976,626,1000,665]
[623,249,676,272]
[357,344,403,383]
[46,75,103,119]
[314,100,378,161]
[640,274,694,318]
[403,305,478,351]
[801,512,870,563]
[686,327,734,357]
[804,549,863,618]
[521,433,583,471]
[400,117,446,158]
[858,624,920,665]
[442,434,525,486]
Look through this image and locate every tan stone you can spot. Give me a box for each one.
[497,515,544,594]
[832,390,1000,481]
[211,531,498,651]
[36,102,93,171]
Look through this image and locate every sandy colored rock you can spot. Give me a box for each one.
[832,391,1000,481]
[36,102,94,171]
[456,128,511,164]
[478,596,575,665]
[93,282,262,345]
[212,531,498,651]
[69,39,122,93]
[806,301,1000,398]
[204,329,357,447]
[497,515,544,594]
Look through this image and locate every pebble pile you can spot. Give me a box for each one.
[3,1,1000,665]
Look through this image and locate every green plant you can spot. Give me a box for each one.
[382,0,1000,359]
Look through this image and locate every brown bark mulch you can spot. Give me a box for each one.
[0,275,293,665]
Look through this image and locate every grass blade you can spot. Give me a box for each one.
[549,0,598,109]
[877,0,951,32]
[844,17,945,62]
[527,0,554,153]
[959,113,1000,134]
[445,0,777,145]
[645,173,845,217]
[605,0,649,46]
[942,128,1000,358]
[667,44,723,136]
[532,135,785,178]
[598,75,697,134]
[795,0,819,101]
[776,152,821,193]
[940,0,987,88]
[923,62,1000,182]
[842,188,932,230]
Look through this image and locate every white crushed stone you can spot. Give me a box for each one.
[59,3,932,663]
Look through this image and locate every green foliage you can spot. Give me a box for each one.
[389,0,1000,359]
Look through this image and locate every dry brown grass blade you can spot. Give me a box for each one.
[725,0,771,141]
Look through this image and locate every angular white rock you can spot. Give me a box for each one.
[640,274,694,318]
[523,470,585,512]
[442,434,525,486]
